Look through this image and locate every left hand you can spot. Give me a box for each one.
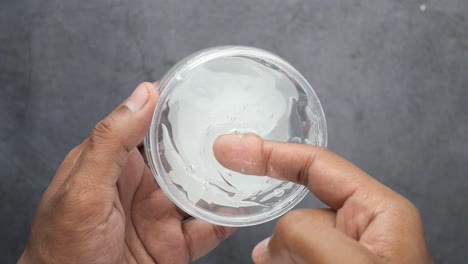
[18,82,235,264]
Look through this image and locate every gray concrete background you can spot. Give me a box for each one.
[1,0,467,263]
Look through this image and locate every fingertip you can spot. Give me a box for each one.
[213,133,264,175]
[125,83,150,112]
[142,81,159,101]
[141,81,155,89]
[212,133,241,163]
[212,134,238,160]
[252,237,271,263]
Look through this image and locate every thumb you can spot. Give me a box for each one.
[252,209,380,264]
[70,82,158,187]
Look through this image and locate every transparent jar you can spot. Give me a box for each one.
[145,46,327,226]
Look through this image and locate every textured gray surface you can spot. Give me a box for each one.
[1,0,467,263]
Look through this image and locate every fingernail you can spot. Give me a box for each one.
[125,83,150,112]
[252,237,270,259]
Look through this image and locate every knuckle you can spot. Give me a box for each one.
[92,115,119,141]
[385,192,423,223]
[399,196,422,219]
[86,107,130,153]
[52,181,107,221]
[86,119,117,154]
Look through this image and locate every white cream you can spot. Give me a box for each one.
[159,56,320,210]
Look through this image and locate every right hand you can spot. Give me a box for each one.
[213,133,432,264]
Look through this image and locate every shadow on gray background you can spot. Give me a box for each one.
[1,0,467,263]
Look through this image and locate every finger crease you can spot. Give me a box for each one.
[263,144,274,176]
[299,152,316,187]
[212,224,227,243]
[182,225,195,262]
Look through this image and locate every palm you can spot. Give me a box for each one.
[28,144,232,264]
[24,146,232,264]
[112,149,231,263]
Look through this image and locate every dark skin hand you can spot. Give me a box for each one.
[18,83,235,264]
[19,82,432,264]
[213,133,432,263]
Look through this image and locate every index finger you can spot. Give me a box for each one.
[213,133,388,209]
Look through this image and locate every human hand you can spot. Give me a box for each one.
[19,82,235,264]
[213,133,432,263]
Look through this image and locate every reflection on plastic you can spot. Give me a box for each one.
[158,57,321,213]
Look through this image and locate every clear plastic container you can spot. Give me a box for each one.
[145,46,327,226]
